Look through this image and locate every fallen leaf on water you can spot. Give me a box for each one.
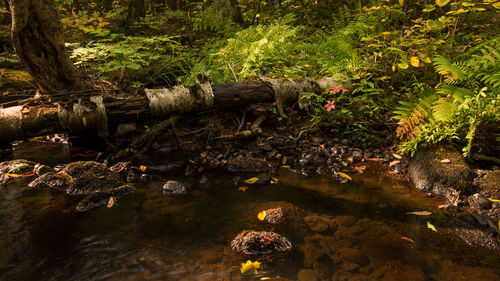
[406,211,432,216]
[388,170,400,174]
[260,278,271,280]
[427,221,437,232]
[244,177,259,184]
[238,186,248,192]
[337,172,352,181]
[240,260,261,274]
[389,160,400,167]
[5,173,33,178]
[271,177,279,184]
[487,198,500,202]
[140,165,147,171]
[401,236,415,243]
[441,159,451,163]
[258,211,267,221]
[366,158,381,161]
[107,196,116,208]
[200,152,207,158]
[188,159,196,164]
[392,153,403,159]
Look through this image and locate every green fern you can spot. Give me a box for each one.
[433,55,466,82]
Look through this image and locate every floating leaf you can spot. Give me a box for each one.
[140,165,147,172]
[354,165,367,174]
[107,196,116,208]
[337,172,352,181]
[260,278,271,280]
[401,236,415,243]
[238,186,249,192]
[435,0,450,7]
[407,211,432,216]
[258,211,267,221]
[188,160,196,164]
[410,56,420,67]
[427,221,437,232]
[389,160,401,167]
[240,260,261,274]
[488,198,500,202]
[244,177,259,184]
[271,177,279,184]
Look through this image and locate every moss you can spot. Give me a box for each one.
[409,145,475,195]
[0,69,33,95]
[476,170,500,199]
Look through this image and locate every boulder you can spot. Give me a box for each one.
[163,180,187,194]
[409,146,475,204]
[0,159,37,185]
[231,230,292,255]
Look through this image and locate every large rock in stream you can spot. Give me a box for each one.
[409,146,475,204]
[231,230,292,255]
[0,159,37,185]
[28,161,135,212]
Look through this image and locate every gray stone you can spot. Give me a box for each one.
[163,180,187,194]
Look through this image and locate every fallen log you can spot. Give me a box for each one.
[0,78,335,145]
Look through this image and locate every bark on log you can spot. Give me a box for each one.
[0,78,335,145]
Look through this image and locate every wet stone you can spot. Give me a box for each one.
[163,180,187,195]
[468,193,492,210]
[227,156,270,172]
[261,207,284,225]
[75,185,136,212]
[231,230,292,255]
[0,159,36,185]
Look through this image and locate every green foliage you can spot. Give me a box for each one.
[68,36,190,87]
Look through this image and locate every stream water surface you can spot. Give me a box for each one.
[0,142,499,281]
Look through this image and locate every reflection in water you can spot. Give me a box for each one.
[0,142,499,280]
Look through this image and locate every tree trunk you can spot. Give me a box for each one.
[8,0,85,96]
[213,0,244,25]
[0,78,334,145]
[125,0,146,27]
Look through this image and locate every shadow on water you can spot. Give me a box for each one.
[0,141,499,280]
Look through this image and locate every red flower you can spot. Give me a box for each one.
[328,86,348,93]
[324,100,335,112]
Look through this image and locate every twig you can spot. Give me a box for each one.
[227,62,239,82]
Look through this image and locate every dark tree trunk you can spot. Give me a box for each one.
[102,0,113,11]
[125,0,146,27]
[213,0,244,25]
[8,0,85,96]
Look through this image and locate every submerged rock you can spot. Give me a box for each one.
[163,180,187,194]
[409,146,475,204]
[75,185,136,212]
[260,207,284,225]
[231,230,292,255]
[304,215,337,232]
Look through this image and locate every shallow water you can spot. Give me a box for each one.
[0,142,499,281]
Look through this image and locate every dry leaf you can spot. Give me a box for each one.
[441,159,451,163]
[487,198,500,202]
[238,186,248,192]
[354,165,366,174]
[427,221,437,232]
[392,153,403,159]
[140,165,147,171]
[188,160,196,164]
[244,177,259,184]
[366,158,381,161]
[107,196,116,208]
[389,160,400,167]
[337,172,352,181]
[258,211,266,221]
[406,211,432,216]
[401,236,415,243]
[271,177,279,184]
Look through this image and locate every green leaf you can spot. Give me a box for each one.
[435,0,450,7]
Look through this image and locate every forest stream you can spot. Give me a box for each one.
[1,141,499,281]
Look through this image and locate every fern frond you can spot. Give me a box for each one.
[433,55,466,81]
[432,98,454,122]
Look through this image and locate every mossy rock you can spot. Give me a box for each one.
[475,170,500,199]
[0,69,33,96]
[408,146,475,201]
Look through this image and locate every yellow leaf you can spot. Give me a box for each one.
[398,0,404,6]
[427,221,437,232]
[140,165,147,172]
[5,173,32,178]
[435,0,450,7]
[188,160,196,164]
[493,2,500,9]
[260,278,271,280]
[107,197,116,208]
[258,211,267,221]
[410,56,420,67]
[271,177,279,184]
[407,211,432,216]
[392,65,396,72]
[398,63,409,70]
[240,260,261,274]
[244,177,259,184]
[337,172,352,181]
[488,198,500,202]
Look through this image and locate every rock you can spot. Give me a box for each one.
[474,170,500,199]
[304,215,337,232]
[298,269,319,281]
[0,159,36,185]
[231,230,292,255]
[260,207,284,224]
[408,146,475,203]
[227,156,270,172]
[27,172,69,189]
[33,164,54,176]
[163,180,187,194]
[63,161,122,195]
[109,161,131,180]
[468,193,492,210]
[337,247,368,266]
[75,185,136,212]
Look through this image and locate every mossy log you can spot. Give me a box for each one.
[0,78,335,145]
